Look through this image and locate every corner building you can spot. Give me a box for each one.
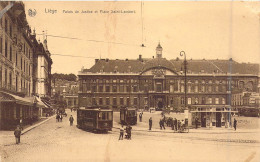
[0,2,52,129]
[78,43,259,127]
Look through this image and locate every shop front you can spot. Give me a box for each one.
[0,91,41,130]
[190,105,238,128]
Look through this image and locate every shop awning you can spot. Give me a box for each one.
[34,96,48,108]
[0,91,34,106]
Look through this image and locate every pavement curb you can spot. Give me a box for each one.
[21,115,55,135]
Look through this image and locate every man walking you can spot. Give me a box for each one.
[174,118,177,131]
[69,115,74,126]
[60,114,63,122]
[139,113,142,122]
[56,114,59,122]
[119,125,124,140]
[149,117,152,130]
[195,117,198,129]
[14,125,21,144]
[233,118,237,131]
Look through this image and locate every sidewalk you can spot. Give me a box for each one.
[0,115,55,137]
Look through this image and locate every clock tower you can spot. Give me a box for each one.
[156,43,163,58]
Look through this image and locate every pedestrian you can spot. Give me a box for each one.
[14,125,21,144]
[174,118,177,131]
[177,120,181,131]
[149,117,152,130]
[195,117,198,129]
[233,118,237,131]
[161,118,165,130]
[119,125,124,140]
[139,113,142,122]
[69,115,74,126]
[159,119,162,129]
[56,114,59,122]
[60,114,63,122]
[127,125,132,140]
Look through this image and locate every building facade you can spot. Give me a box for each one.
[0,2,52,129]
[78,43,259,128]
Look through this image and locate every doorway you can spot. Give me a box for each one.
[201,112,206,127]
[216,112,222,127]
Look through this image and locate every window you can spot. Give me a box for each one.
[119,85,124,92]
[0,38,2,54]
[201,85,205,92]
[202,97,206,104]
[144,97,148,105]
[0,67,2,87]
[134,98,138,105]
[106,98,110,105]
[10,23,12,36]
[15,75,17,91]
[112,85,117,92]
[195,86,198,93]
[208,98,212,104]
[126,86,131,92]
[133,85,138,92]
[5,41,7,57]
[92,86,97,92]
[5,69,7,87]
[181,85,184,92]
[156,83,162,92]
[15,52,17,66]
[181,97,185,105]
[10,46,12,61]
[21,57,23,70]
[92,98,96,105]
[99,86,103,92]
[215,86,219,92]
[113,97,117,105]
[5,19,7,32]
[120,97,124,105]
[9,72,12,89]
[174,82,178,91]
[99,98,103,105]
[215,98,219,104]
[187,85,191,93]
[105,86,110,92]
[170,85,174,93]
[127,97,130,106]
[188,98,192,105]
[222,98,226,104]
[208,86,212,92]
[195,98,199,104]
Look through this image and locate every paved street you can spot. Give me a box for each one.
[1,110,260,162]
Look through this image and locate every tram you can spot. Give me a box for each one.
[120,107,137,125]
[77,107,113,132]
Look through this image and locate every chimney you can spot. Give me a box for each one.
[95,59,99,63]
[139,54,142,61]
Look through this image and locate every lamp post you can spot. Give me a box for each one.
[180,51,187,110]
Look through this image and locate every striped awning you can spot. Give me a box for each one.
[0,91,34,106]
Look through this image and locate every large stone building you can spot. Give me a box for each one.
[0,2,52,129]
[78,43,259,128]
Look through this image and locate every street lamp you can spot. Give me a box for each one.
[180,51,187,110]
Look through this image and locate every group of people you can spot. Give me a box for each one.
[56,113,64,122]
[119,124,132,140]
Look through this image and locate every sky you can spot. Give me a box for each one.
[23,1,260,75]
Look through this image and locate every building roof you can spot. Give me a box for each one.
[81,57,259,76]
